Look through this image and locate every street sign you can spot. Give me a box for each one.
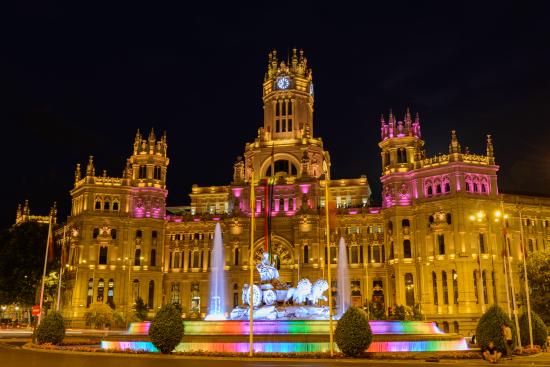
[32,305,40,316]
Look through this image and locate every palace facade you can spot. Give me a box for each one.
[57,49,550,333]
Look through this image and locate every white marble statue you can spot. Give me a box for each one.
[307,279,329,304]
[256,252,279,281]
[285,278,312,305]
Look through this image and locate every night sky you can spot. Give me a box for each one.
[2,2,550,227]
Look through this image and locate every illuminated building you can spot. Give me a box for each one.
[57,49,550,333]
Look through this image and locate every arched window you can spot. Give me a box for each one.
[234,248,239,266]
[389,241,395,260]
[192,251,200,268]
[405,273,414,306]
[132,279,140,303]
[97,278,105,302]
[154,166,161,180]
[436,183,442,194]
[134,249,141,265]
[99,246,108,265]
[111,229,117,239]
[112,201,119,211]
[444,182,451,193]
[473,183,479,192]
[432,271,438,305]
[452,270,458,305]
[303,245,309,264]
[150,249,156,267]
[427,185,433,196]
[442,271,449,305]
[95,200,101,210]
[173,252,180,268]
[93,228,99,239]
[148,280,155,309]
[481,183,487,193]
[104,201,110,210]
[87,278,93,307]
[107,279,114,309]
[403,240,411,258]
[443,321,449,333]
[453,321,460,333]
[446,213,452,224]
[373,244,381,263]
[402,219,410,227]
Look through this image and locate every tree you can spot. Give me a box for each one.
[149,303,183,354]
[335,307,373,357]
[135,297,148,321]
[521,249,550,325]
[476,305,516,355]
[0,221,58,306]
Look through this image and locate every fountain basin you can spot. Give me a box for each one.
[102,320,469,353]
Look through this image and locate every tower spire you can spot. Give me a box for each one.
[86,156,95,176]
[75,163,81,183]
[486,134,495,164]
[448,130,462,154]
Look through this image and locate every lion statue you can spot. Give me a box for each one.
[307,279,329,305]
[284,278,312,305]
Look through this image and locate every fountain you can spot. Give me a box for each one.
[102,246,470,354]
[336,236,350,318]
[204,223,226,320]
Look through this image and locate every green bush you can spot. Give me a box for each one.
[84,302,114,329]
[335,307,373,357]
[149,303,184,354]
[519,311,548,347]
[475,305,516,355]
[368,302,386,320]
[393,305,406,320]
[36,312,65,345]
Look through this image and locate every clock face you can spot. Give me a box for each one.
[277,77,290,90]
[309,83,314,96]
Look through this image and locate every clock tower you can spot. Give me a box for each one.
[262,48,314,141]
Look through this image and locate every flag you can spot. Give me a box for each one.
[46,219,54,263]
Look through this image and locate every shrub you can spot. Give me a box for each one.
[149,303,183,354]
[475,305,516,355]
[393,305,406,320]
[368,301,386,320]
[36,312,65,345]
[84,302,114,329]
[335,307,372,357]
[519,311,548,347]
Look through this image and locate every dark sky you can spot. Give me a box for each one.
[2,2,550,227]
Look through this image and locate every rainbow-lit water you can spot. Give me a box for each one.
[103,320,468,354]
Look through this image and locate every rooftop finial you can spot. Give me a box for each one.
[486,134,494,158]
[449,130,461,154]
[86,155,95,176]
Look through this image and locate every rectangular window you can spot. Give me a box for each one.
[479,233,485,253]
[438,234,445,255]
[288,119,292,131]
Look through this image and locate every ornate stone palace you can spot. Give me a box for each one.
[55,49,549,332]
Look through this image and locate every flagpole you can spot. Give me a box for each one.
[518,209,533,348]
[323,159,334,357]
[248,169,255,357]
[38,212,53,326]
[56,225,67,312]
[501,202,521,348]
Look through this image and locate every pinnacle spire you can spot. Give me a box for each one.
[486,134,494,157]
[448,130,461,154]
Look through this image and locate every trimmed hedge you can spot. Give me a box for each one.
[149,303,183,354]
[36,312,65,345]
[519,311,548,347]
[475,305,516,355]
[335,307,372,357]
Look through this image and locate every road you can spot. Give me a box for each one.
[2,344,550,367]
